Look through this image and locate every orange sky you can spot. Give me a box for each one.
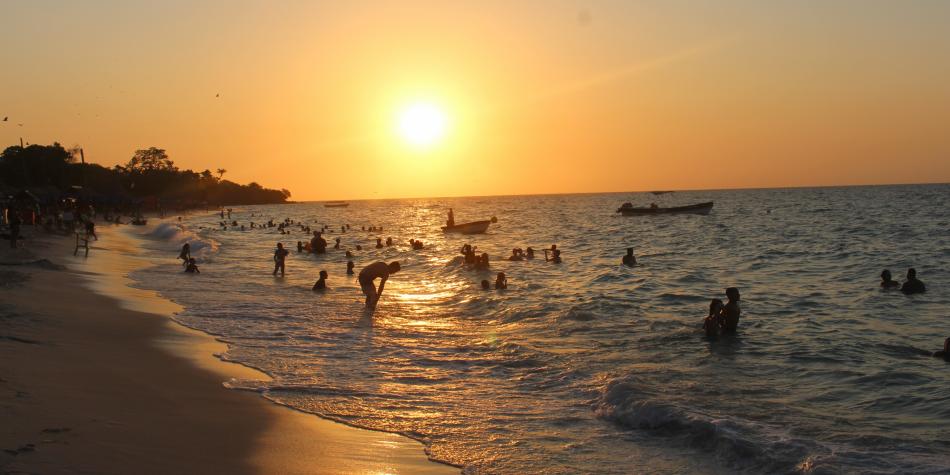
[2,1,948,200]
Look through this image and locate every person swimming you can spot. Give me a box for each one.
[494,272,507,289]
[880,269,900,289]
[358,261,401,308]
[376,238,384,249]
[544,248,561,263]
[721,287,741,334]
[475,253,490,270]
[622,248,636,267]
[345,250,354,258]
[933,337,950,361]
[481,279,490,290]
[334,237,341,249]
[179,243,191,266]
[703,298,724,338]
[185,258,200,274]
[508,248,524,261]
[386,237,393,247]
[312,270,328,291]
[273,242,289,276]
[901,268,926,295]
[410,239,424,250]
[525,247,535,259]
[347,260,355,275]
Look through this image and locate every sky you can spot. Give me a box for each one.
[1,0,949,201]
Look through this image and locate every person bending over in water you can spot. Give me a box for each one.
[346,260,355,275]
[933,337,950,361]
[880,269,900,289]
[273,242,289,276]
[721,287,741,334]
[544,248,561,263]
[312,270,328,290]
[901,268,926,295]
[481,280,490,290]
[185,258,200,274]
[179,243,191,266]
[703,299,724,338]
[358,261,401,308]
[495,272,508,290]
[622,248,636,267]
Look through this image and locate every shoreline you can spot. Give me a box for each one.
[0,223,456,474]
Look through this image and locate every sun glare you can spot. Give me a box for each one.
[397,102,447,148]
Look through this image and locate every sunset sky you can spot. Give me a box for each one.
[2,1,948,201]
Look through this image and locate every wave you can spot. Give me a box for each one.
[146,222,219,259]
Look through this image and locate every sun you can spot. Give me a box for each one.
[397,102,447,148]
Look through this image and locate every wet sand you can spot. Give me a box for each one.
[0,225,456,475]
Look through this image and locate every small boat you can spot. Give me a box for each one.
[617,201,713,216]
[650,190,675,195]
[324,201,350,208]
[442,220,492,234]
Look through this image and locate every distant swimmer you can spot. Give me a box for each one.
[297,241,304,252]
[544,248,561,264]
[703,299,724,338]
[880,269,900,289]
[376,238,384,249]
[356,245,363,251]
[495,272,508,289]
[900,268,926,295]
[933,337,950,361]
[721,287,741,334]
[622,248,636,267]
[475,253,490,270]
[334,237,341,249]
[481,279,490,290]
[312,270,328,291]
[273,242,289,276]
[447,208,455,227]
[410,239,424,250]
[179,243,191,266]
[185,258,200,274]
[345,250,354,258]
[358,261,401,308]
[508,248,524,261]
[525,247,535,259]
[347,260,355,275]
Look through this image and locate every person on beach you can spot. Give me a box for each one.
[312,270,328,291]
[85,220,98,240]
[703,299,724,338]
[481,279,490,290]
[880,269,900,289]
[358,261,401,308]
[901,268,926,295]
[933,337,950,361]
[347,260,355,275]
[622,248,636,267]
[179,243,191,266]
[721,287,741,334]
[447,208,455,227]
[185,258,200,274]
[273,242,289,276]
[495,272,508,289]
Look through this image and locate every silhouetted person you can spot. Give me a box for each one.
[376,238,384,249]
[386,237,393,247]
[297,241,304,252]
[85,220,98,240]
[347,260,355,275]
[703,299,724,338]
[508,248,524,261]
[273,242,288,276]
[481,279,490,290]
[544,248,561,263]
[334,237,341,249]
[525,247,535,259]
[447,208,455,227]
[185,258,200,274]
[933,337,950,361]
[312,270,328,291]
[495,272,507,289]
[722,287,741,334]
[311,231,327,254]
[879,269,900,289]
[358,261,401,308]
[901,268,926,295]
[179,243,191,266]
[475,253,490,270]
[622,248,636,267]
[345,250,354,258]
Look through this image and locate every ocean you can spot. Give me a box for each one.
[124,185,950,474]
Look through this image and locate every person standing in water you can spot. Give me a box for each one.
[447,208,455,227]
[622,248,636,267]
[179,243,191,267]
[346,260,355,275]
[901,268,926,295]
[721,287,741,334]
[495,272,508,289]
[880,270,900,289]
[273,242,289,276]
[312,270,328,290]
[358,261,401,308]
[703,299,724,338]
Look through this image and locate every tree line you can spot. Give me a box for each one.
[0,143,291,206]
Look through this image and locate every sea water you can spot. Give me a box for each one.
[126,185,950,474]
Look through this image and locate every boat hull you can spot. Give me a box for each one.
[618,201,713,216]
[442,220,491,234]
[324,203,349,208]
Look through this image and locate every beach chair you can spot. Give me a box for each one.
[74,232,90,257]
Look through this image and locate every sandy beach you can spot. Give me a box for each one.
[0,224,455,475]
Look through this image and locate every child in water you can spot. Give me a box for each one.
[495,272,508,290]
[347,260,355,275]
[703,299,723,338]
[185,258,200,274]
[273,242,289,277]
[312,270,328,290]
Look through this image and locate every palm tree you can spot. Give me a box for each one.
[216,168,227,181]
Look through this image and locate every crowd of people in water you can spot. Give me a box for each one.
[172,207,943,355]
